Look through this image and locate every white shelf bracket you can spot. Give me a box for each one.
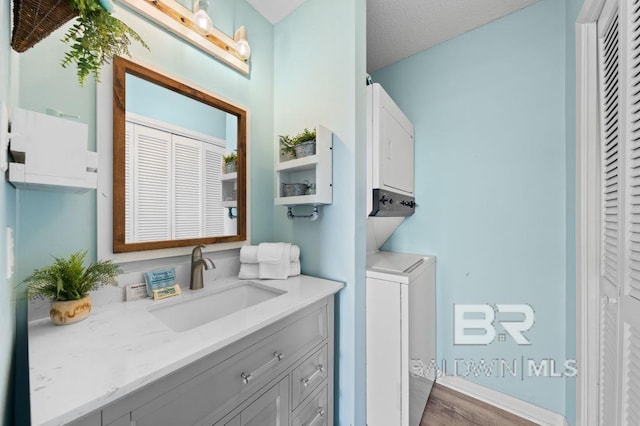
[287,206,319,221]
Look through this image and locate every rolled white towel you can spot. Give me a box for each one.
[240,245,259,264]
[289,260,301,277]
[239,263,259,279]
[258,242,291,280]
[290,245,300,262]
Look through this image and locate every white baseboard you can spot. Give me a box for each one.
[437,375,569,426]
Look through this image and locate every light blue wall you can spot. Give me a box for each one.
[374,0,570,417]
[14,1,274,421]
[565,0,584,424]
[126,73,228,140]
[274,0,366,423]
[0,0,16,423]
[226,114,238,152]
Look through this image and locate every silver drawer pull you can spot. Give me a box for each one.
[305,407,325,426]
[241,351,284,385]
[301,364,324,387]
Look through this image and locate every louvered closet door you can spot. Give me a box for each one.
[204,144,225,237]
[125,121,135,243]
[598,0,640,424]
[598,4,622,425]
[620,0,640,423]
[172,135,203,240]
[132,124,172,242]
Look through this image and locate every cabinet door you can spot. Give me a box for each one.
[366,277,402,426]
[240,377,289,426]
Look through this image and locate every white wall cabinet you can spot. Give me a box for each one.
[8,107,97,192]
[68,297,335,426]
[275,125,333,206]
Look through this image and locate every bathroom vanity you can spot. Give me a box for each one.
[28,275,343,426]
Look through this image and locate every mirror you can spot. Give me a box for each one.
[112,57,247,253]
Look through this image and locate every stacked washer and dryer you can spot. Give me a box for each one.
[365,83,436,426]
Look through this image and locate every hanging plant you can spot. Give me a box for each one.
[62,0,149,86]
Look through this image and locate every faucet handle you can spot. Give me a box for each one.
[192,244,206,260]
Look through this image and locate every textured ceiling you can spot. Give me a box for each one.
[244,0,537,71]
[367,0,537,72]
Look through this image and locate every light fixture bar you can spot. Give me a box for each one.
[118,0,249,74]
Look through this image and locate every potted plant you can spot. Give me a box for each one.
[279,128,316,160]
[279,135,296,162]
[223,151,238,173]
[24,251,121,325]
[61,0,149,86]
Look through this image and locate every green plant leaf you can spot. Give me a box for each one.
[61,6,149,86]
[23,251,121,302]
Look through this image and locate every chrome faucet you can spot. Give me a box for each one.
[190,245,215,290]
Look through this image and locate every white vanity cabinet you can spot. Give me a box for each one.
[71,297,335,426]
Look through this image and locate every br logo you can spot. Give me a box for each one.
[454,304,534,345]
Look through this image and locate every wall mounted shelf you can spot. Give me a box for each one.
[220,171,237,209]
[8,107,97,193]
[275,125,333,208]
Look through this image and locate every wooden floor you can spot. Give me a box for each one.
[420,383,540,426]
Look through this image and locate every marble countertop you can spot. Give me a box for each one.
[28,275,344,426]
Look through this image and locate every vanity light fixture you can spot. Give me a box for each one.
[234,26,251,60]
[191,0,213,35]
[119,0,250,74]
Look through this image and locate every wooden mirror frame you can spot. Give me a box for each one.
[112,56,247,253]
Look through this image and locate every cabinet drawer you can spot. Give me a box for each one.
[130,306,327,426]
[292,384,328,426]
[291,345,328,409]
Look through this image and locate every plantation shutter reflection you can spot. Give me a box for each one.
[125,121,135,243]
[125,119,230,244]
[204,146,225,236]
[133,125,172,242]
[173,135,203,240]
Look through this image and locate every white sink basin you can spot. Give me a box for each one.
[149,281,286,332]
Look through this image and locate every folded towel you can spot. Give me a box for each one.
[240,245,259,264]
[290,260,301,277]
[290,245,300,262]
[258,242,291,279]
[241,244,300,264]
[240,262,298,279]
[239,263,259,279]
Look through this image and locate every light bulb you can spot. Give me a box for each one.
[236,39,251,60]
[191,9,213,35]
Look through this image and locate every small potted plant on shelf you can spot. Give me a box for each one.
[24,251,121,326]
[279,128,317,161]
[223,151,238,173]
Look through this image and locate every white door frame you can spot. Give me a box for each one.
[576,0,606,425]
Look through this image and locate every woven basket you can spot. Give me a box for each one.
[11,0,77,52]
